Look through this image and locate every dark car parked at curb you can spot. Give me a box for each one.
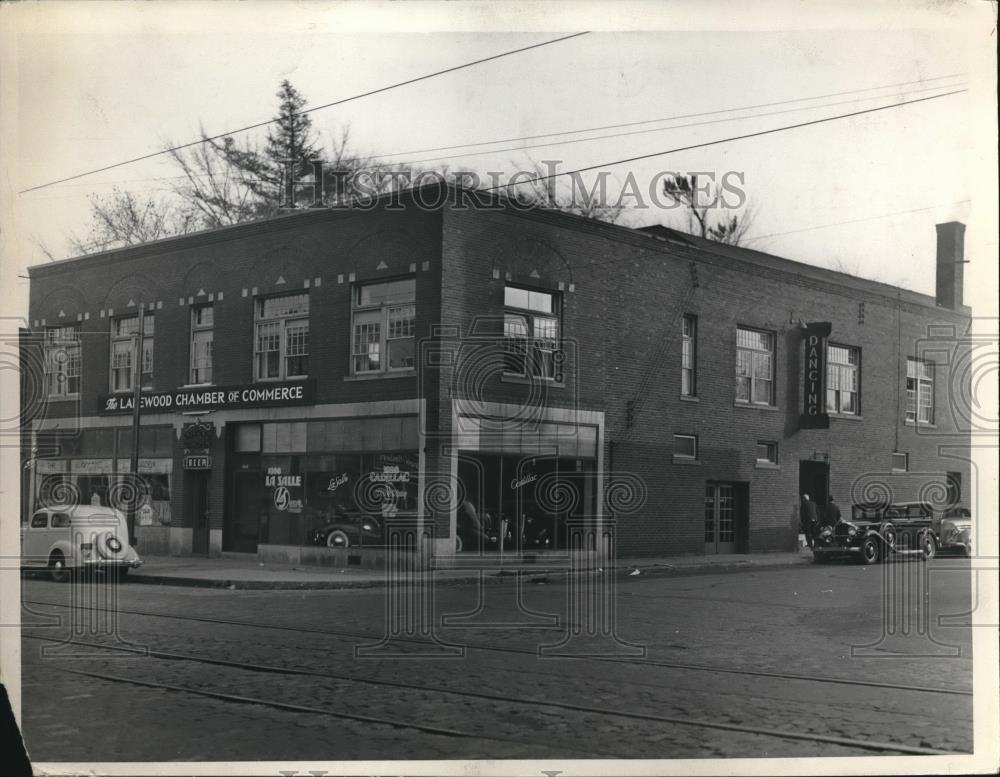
[812,500,972,565]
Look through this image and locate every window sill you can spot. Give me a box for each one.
[501,373,565,388]
[904,420,937,429]
[672,456,701,465]
[733,402,780,412]
[755,461,780,470]
[829,413,863,422]
[679,395,699,403]
[46,394,80,402]
[344,370,415,382]
[180,383,216,389]
[111,387,154,394]
[253,376,310,383]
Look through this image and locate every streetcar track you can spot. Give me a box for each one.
[45,649,958,757]
[22,597,973,697]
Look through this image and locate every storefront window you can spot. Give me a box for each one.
[257,450,419,548]
[455,454,593,553]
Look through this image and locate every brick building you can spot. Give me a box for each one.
[22,186,972,560]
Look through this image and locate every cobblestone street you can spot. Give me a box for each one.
[18,559,975,764]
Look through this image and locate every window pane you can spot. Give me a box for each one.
[735,350,751,377]
[285,322,309,356]
[193,306,214,327]
[388,305,415,338]
[752,353,771,379]
[504,286,531,310]
[353,315,381,372]
[736,376,750,401]
[752,378,771,404]
[114,316,139,337]
[260,293,309,319]
[388,337,415,370]
[533,315,559,347]
[358,279,415,307]
[674,435,696,457]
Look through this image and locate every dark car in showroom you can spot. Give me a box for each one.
[812,500,971,564]
[310,509,384,548]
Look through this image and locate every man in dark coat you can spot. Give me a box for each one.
[801,493,819,548]
[826,495,843,526]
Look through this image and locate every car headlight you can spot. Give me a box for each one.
[847,526,857,537]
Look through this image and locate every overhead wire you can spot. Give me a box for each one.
[19,74,965,195]
[17,31,591,195]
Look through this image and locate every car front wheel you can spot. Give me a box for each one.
[860,537,881,565]
[49,552,71,583]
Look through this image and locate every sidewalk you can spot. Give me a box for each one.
[127,548,815,590]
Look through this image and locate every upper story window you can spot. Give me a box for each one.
[110,313,154,392]
[674,434,698,459]
[826,344,859,415]
[503,285,560,380]
[352,278,416,374]
[906,358,934,424]
[44,324,81,397]
[255,293,309,381]
[190,304,214,385]
[735,326,774,405]
[681,314,697,397]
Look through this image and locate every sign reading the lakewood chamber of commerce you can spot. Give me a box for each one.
[800,322,832,429]
[99,380,316,415]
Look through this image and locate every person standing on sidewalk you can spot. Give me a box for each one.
[800,494,818,548]
[826,495,842,526]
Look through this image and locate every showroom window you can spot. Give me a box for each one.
[255,293,309,381]
[826,344,860,415]
[503,285,560,380]
[735,326,774,405]
[351,278,416,374]
[110,313,154,392]
[44,324,81,397]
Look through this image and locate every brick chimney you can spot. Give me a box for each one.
[935,221,966,309]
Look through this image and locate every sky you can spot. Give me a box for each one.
[1,1,997,321]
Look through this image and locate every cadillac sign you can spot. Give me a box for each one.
[99,380,316,415]
[800,322,831,429]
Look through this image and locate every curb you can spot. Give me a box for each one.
[126,556,815,590]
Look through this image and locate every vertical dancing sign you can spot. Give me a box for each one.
[800,322,832,429]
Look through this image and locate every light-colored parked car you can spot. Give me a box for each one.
[21,505,143,582]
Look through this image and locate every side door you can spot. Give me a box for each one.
[22,511,49,566]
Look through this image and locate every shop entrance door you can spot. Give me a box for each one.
[228,470,262,553]
[799,460,830,518]
[189,471,210,555]
[704,483,737,554]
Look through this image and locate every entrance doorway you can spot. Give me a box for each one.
[799,459,830,518]
[704,483,735,553]
[187,471,210,555]
[704,482,749,554]
[226,470,262,553]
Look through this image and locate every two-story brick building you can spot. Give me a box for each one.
[22,184,972,561]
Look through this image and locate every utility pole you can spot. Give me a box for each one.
[127,305,144,544]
